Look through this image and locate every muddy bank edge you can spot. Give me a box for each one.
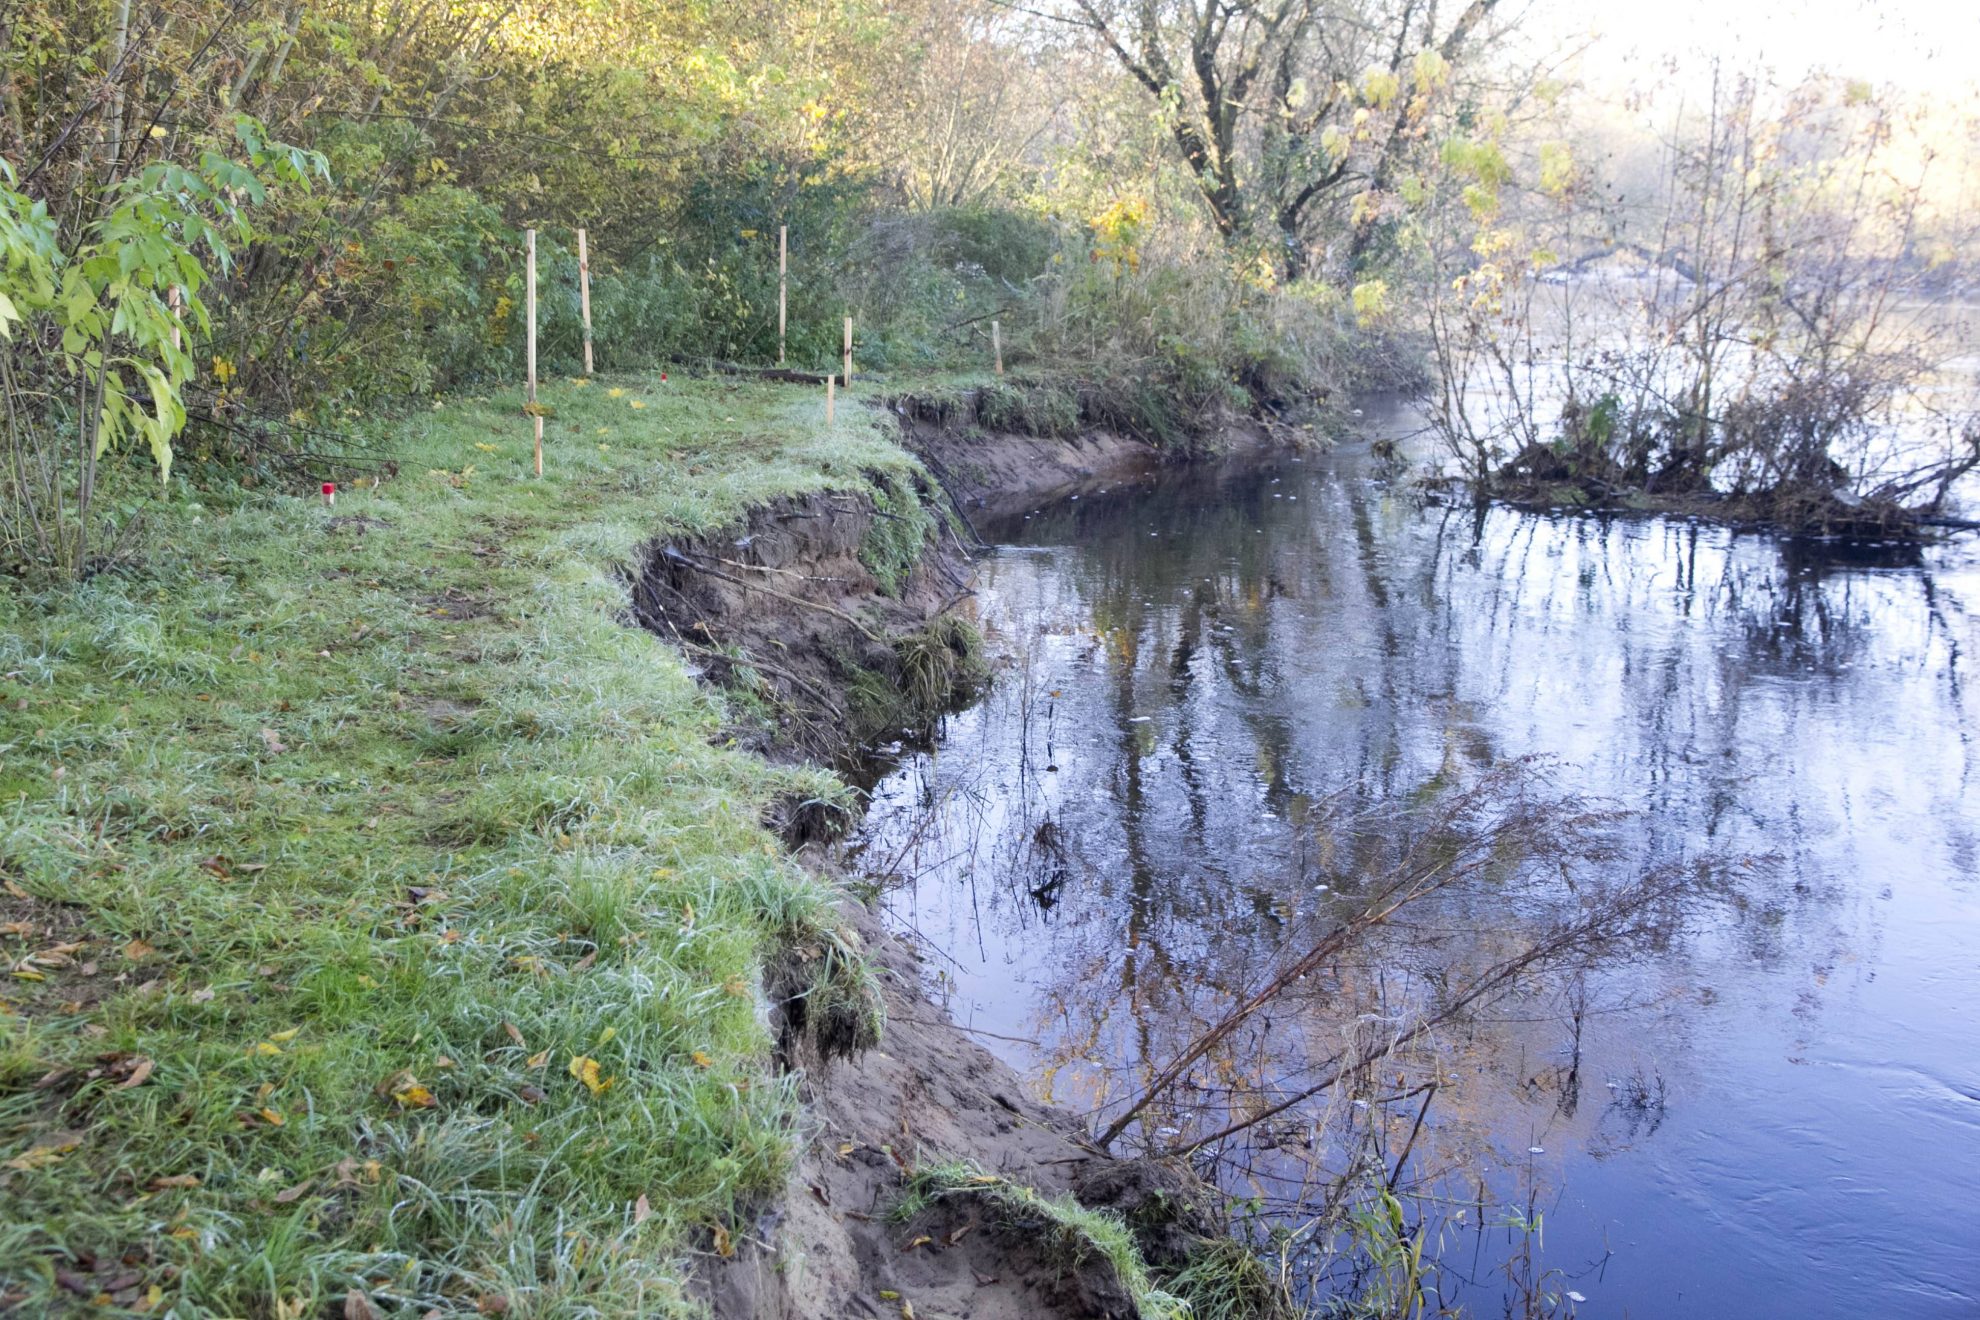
[656,405,1287,1319]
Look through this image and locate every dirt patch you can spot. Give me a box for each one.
[698,896,1202,1320]
[0,886,125,1020]
[628,488,981,774]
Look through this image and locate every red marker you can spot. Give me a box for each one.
[660,372,668,383]
[321,481,336,507]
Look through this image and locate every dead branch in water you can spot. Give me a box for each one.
[1159,861,1692,1158]
[1090,763,1698,1158]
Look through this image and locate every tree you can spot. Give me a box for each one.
[1067,0,1504,278]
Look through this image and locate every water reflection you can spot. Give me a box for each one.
[856,420,1980,1317]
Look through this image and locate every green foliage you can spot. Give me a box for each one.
[857,467,937,596]
[1166,1236,1299,1320]
[0,123,321,576]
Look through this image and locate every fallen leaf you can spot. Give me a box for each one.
[259,1107,285,1127]
[116,1057,155,1089]
[3,880,28,899]
[344,1288,377,1320]
[5,1133,82,1170]
[392,1084,437,1109]
[503,1022,526,1048]
[567,1055,612,1095]
[517,1084,545,1104]
[712,1224,734,1258]
[189,987,216,1004]
[149,1174,201,1190]
[690,1050,713,1069]
[272,1179,312,1204]
[634,1193,652,1224]
[259,728,287,755]
[906,1235,932,1250]
[525,1049,550,1069]
[267,1028,300,1044]
[122,939,154,961]
[476,1295,510,1315]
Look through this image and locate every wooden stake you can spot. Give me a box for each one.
[826,377,835,425]
[526,228,542,477]
[992,319,1003,376]
[778,225,788,367]
[577,226,594,377]
[842,315,852,385]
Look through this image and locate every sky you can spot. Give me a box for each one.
[1533,0,1980,96]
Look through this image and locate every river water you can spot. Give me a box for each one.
[856,399,1980,1317]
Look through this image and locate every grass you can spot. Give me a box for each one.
[0,369,932,1317]
[890,1162,1189,1320]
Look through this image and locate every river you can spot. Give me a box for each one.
[855,397,1980,1317]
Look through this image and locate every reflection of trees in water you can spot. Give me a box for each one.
[863,460,1972,1307]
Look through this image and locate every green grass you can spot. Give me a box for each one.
[0,370,928,1317]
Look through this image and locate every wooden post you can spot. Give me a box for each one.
[777,225,787,367]
[992,319,1003,376]
[526,228,542,477]
[826,377,835,425]
[577,227,594,377]
[842,315,852,386]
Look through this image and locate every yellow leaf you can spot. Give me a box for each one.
[4,1138,78,1171]
[268,1028,301,1044]
[10,969,44,982]
[251,1041,283,1057]
[568,1055,612,1094]
[259,1107,286,1126]
[690,1050,713,1069]
[628,400,645,409]
[607,388,625,398]
[393,1084,437,1109]
[712,1224,734,1258]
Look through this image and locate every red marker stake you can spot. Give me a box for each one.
[321,482,336,508]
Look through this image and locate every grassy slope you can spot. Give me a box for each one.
[0,371,920,1317]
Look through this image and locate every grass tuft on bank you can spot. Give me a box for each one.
[0,372,919,1316]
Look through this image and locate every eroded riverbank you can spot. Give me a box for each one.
[662,402,1304,1318]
